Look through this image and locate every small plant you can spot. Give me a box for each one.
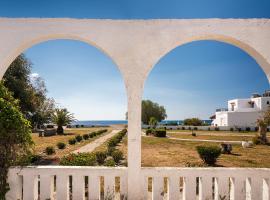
[75,135,83,142]
[105,157,116,167]
[153,129,166,137]
[191,132,197,137]
[246,127,251,132]
[252,135,266,145]
[45,146,55,155]
[146,129,153,135]
[57,142,66,149]
[68,138,77,145]
[182,127,185,130]
[196,145,221,166]
[207,127,211,131]
[107,146,116,156]
[89,132,96,138]
[194,127,198,130]
[83,134,89,140]
[95,151,107,165]
[112,150,123,164]
[60,153,96,166]
[230,127,234,132]
[214,127,220,131]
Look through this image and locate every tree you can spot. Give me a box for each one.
[141,100,167,125]
[52,108,75,134]
[149,117,158,128]
[183,118,203,126]
[256,108,270,144]
[0,82,33,199]
[3,54,55,128]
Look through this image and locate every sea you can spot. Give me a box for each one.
[72,120,212,126]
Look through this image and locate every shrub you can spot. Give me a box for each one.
[207,127,211,131]
[83,134,89,140]
[107,146,116,156]
[246,127,251,132]
[153,129,166,137]
[105,157,116,167]
[29,154,42,164]
[214,127,219,131]
[237,128,242,132]
[89,132,96,138]
[95,151,107,165]
[188,127,191,130]
[230,127,234,132]
[68,138,77,145]
[45,146,55,155]
[196,145,221,166]
[75,135,83,142]
[194,127,198,130]
[112,150,123,164]
[60,153,96,166]
[182,127,185,130]
[57,142,66,149]
[191,132,196,137]
[108,138,118,147]
[146,129,153,135]
[252,136,262,145]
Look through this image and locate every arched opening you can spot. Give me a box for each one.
[2,39,128,168]
[141,39,270,168]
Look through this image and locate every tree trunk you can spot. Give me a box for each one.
[57,126,64,135]
[258,124,268,144]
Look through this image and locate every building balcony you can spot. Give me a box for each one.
[6,166,270,200]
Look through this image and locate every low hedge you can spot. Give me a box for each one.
[45,146,55,155]
[60,153,96,166]
[57,142,66,149]
[112,150,123,164]
[196,145,221,166]
[83,134,89,140]
[75,135,83,142]
[68,138,77,145]
[153,129,166,137]
[89,129,107,138]
[95,151,107,165]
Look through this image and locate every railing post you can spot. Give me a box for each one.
[127,81,143,200]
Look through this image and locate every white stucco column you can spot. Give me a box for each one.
[126,76,144,200]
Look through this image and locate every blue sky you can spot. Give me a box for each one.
[1,0,270,120]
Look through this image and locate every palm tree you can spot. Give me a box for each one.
[52,108,75,134]
[256,107,270,144]
[149,117,158,129]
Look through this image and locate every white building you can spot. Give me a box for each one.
[212,91,270,127]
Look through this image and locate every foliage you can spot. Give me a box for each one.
[149,117,158,128]
[105,157,116,167]
[52,108,75,134]
[57,142,66,149]
[252,136,263,145]
[75,135,83,142]
[146,129,153,135]
[68,138,77,145]
[83,134,89,140]
[153,129,167,137]
[256,109,270,144]
[141,100,167,124]
[95,151,107,165]
[45,146,55,155]
[196,145,221,166]
[3,54,56,128]
[183,118,203,126]
[0,82,33,199]
[111,150,123,164]
[60,153,96,166]
[107,146,116,156]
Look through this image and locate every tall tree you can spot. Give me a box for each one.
[141,100,167,124]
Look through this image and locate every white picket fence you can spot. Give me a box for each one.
[6,166,270,200]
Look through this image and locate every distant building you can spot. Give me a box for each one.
[211,91,270,127]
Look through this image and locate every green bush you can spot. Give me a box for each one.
[214,127,220,131]
[105,157,116,167]
[89,132,96,138]
[75,135,83,142]
[107,146,116,156]
[146,129,153,135]
[60,153,96,166]
[153,129,166,137]
[246,127,251,132]
[194,127,198,130]
[45,146,55,155]
[112,150,123,164]
[68,138,76,145]
[182,127,185,130]
[83,134,89,140]
[191,132,196,137]
[252,136,264,145]
[196,145,221,166]
[57,142,66,149]
[95,151,107,165]
[230,127,234,132]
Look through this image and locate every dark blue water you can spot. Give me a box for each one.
[73,119,212,126]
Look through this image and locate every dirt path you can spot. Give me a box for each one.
[73,130,119,153]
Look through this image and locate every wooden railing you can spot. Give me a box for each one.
[6,166,270,200]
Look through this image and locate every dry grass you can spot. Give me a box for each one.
[117,132,270,168]
[32,127,112,159]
